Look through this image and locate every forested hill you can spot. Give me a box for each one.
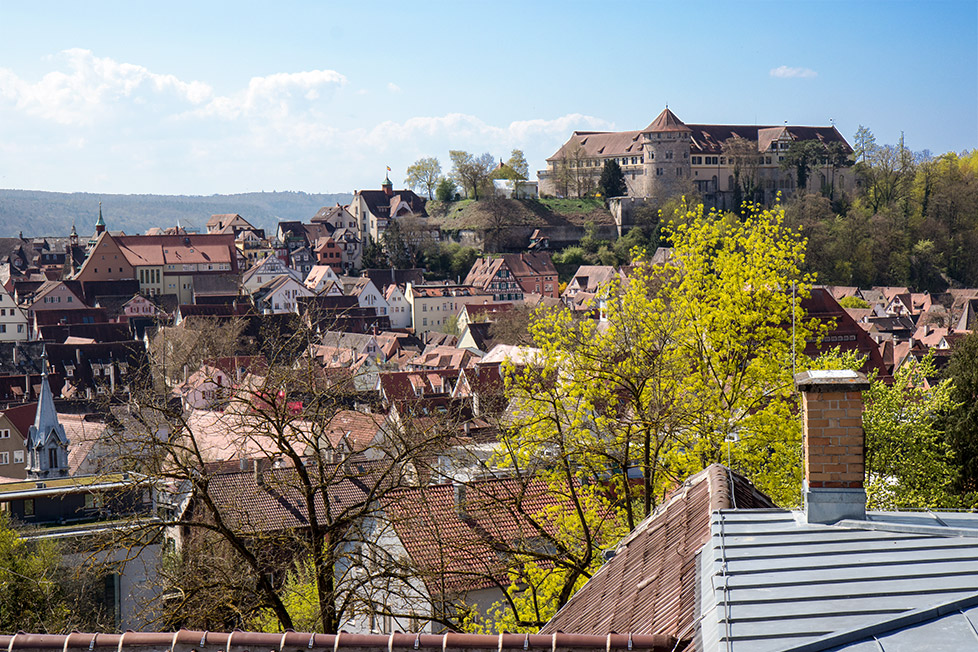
[0,189,354,237]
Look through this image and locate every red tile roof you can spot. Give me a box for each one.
[195,461,377,534]
[323,410,386,451]
[383,477,570,594]
[541,465,773,646]
[1,402,37,440]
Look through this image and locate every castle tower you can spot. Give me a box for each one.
[26,350,70,479]
[381,174,394,198]
[641,107,692,198]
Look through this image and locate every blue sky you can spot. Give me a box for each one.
[0,0,975,195]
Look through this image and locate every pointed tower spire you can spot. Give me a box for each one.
[95,201,106,234]
[26,347,70,479]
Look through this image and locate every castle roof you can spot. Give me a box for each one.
[643,107,692,133]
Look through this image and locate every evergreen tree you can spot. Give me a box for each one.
[598,159,627,200]
[945,330,978,493]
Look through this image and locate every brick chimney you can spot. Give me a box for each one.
[794,369,871,524]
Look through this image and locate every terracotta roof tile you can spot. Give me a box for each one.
[384,477,571,594]
[541,465,773,645]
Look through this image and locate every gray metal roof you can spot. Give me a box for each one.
[698,509,978,652]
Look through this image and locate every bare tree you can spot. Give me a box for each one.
[450,151,496,200]
[722,135,762,204]
[107,317,453,633]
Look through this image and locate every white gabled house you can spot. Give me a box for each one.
[383,284,411,329]
[339,276,389,314]
[242,254,302,294]
[253,276,314,315]
[305,264,341,293]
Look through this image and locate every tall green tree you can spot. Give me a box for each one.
[853,125,878,164]
[945,330,978,493]
[404,157,442,200]
[782,140,826,192]
[435,177,457,202]
[598,159,627,199]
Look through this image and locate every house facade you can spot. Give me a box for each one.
[405,283,493,335]
[465,253,559,302]
[349,178,429,243]
[80,233,240,303]
[0,286,28,342]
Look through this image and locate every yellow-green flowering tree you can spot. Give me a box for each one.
[661,200,821,505]
[863,354,961,509]
[467,201,822,632]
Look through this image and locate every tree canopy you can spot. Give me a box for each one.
[405,157,442,200]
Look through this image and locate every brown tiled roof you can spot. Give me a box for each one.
[383,477,569,594]
[183,410,309,463]
[323,410,386,450]
[408,346,480,370]
[643,107,692,133]
[199,462,374,533]
[549,120,851,160]
[358,189,427,219]
[61,414,109,475]
[463,257,503,292]
[116,233,238,270]
[1,402,36,440]
[503,252,557,278]
[541,465,774,644]
[379,369,462,403]
[548,131,644,162]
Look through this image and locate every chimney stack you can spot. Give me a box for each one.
[453,481,467,518]
[795,370,871,524]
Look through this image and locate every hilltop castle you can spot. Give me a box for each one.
[537,107,854,208]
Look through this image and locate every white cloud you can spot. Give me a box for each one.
[387,82,401,93]
[0,49,615,193]
[363,112,612,149]
[0,48,212,125]
[194,69,347,121]
[770,65,818,79]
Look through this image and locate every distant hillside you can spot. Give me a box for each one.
[0,189,354,238]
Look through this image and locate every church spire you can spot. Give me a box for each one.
[95,201,106,234]
[26,348,70,479]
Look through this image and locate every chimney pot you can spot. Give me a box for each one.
[795,369,871,524]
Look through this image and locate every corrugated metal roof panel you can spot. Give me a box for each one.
[701,510,978,652]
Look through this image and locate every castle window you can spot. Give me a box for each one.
[665,151,673,160]
[657,168,663,176]
[692,156,702,165]
[677,168,683,177]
